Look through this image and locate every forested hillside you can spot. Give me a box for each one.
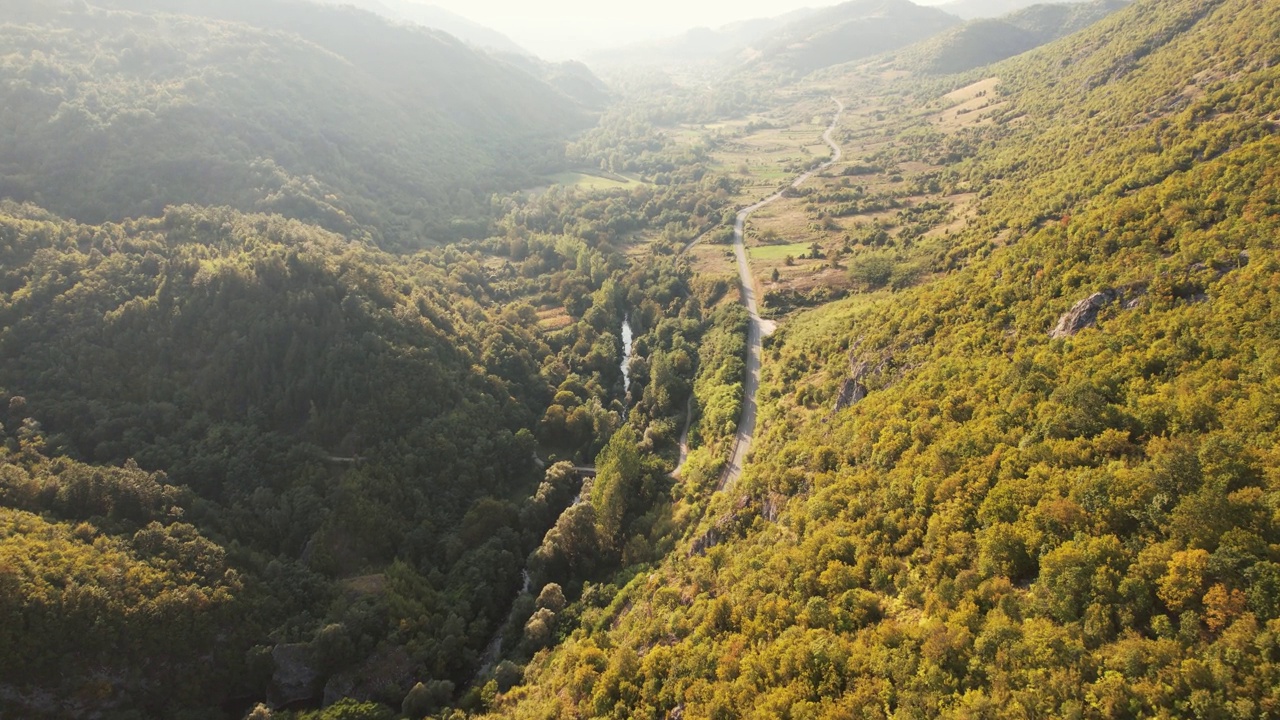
[0,0,589,247]
[488,0,1280,717]
[0,201,554,714]
[0,128,750,713]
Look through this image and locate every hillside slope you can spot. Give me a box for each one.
[0,0,587,246]
[489,0,1280,716]
[746,0,961,76]
[0,128,736,714]
[896,0,1130,74]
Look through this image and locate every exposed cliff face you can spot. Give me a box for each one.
[834,360,871,412]
[1050,252,1253,339]
[1050,289,1119,338]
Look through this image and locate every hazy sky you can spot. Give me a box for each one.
[426,0,943,60]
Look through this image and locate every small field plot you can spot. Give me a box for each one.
[547,171,640,191]
[936,77,1006,130]
[749,242,816,261]
[536,306,574,332]
[689,241,736,278]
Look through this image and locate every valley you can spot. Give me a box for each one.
[1,0,1278,718]
[721,98,847,492]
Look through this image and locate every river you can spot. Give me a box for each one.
[621,316,633,400]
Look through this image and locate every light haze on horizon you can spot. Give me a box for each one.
[421,0,949,60]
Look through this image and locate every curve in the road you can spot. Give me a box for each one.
[717,97,845,492]
[671,394,694,478]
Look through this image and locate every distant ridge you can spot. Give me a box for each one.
[938,0,1093,19]
[589,0,960,77]
[744,0,961,75]
[309,0,531,55]
[585,7,818,69]
[895,0,1130,73]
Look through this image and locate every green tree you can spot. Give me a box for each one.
[590,426,643,543]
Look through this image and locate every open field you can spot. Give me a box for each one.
[936,77,1006,130]
[536,306,573,331]
[748,242,815,261]
[705,90,979,309]
[546,170,641,190]
[688,241,736,277]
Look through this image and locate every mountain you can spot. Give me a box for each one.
[896,0,1130,74]
[938,0,1093,19]
[6,0,1280,714]
[0,59,737,710]
[586,0,958,78]
[0,0,589,246]
[306,1,611,111]
[493,0,1280,716]
[311,0,531,55]
[584,8,818,70]
[744,0,961,75]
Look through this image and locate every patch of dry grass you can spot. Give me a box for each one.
[537,306,573,332]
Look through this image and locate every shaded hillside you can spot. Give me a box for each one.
[897,0,1129,74]
[0,197,615,715]
[0,115,741,713]
[745,0,961,76]
[0,202,548,714]
[489,0,1280,716]
[0,0,588,247]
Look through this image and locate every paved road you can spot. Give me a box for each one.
[717,97,845,492]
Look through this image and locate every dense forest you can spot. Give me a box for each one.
[0,158,743,713]
[0,30,757,705]
[2,0,1278,717]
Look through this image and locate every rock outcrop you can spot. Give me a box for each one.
[834,376,868,412]
[1050,289,1119,338]
[690,527,722,556]
[268,644,321,709]
[834,353,894,413]
[321,645,415,708]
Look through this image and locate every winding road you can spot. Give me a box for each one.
[717,97,845,492]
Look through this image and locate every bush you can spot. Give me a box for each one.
[848,251,896,289]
